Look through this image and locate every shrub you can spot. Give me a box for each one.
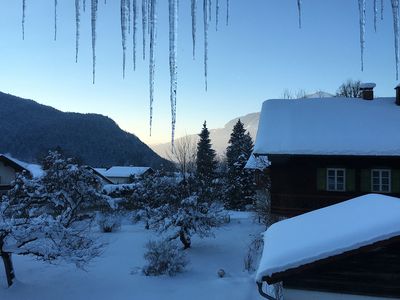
[143,239,188,276]
[97,212,122,233]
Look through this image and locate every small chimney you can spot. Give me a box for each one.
[395,84,400,105]
[359,82,376,100]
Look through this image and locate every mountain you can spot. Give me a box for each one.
[0,92,172,169]
[151,112,260,158]
[151,91,335,158]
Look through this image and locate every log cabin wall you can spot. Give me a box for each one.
[268,154,400,217]
[283,240,400,298]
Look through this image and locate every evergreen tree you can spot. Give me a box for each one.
[196,121,217,184]
[225,119,255,210]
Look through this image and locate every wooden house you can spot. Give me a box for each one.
[103,166,154,184]
[250,87,400,217]
[0,154,30,193]
[256,194,400,300]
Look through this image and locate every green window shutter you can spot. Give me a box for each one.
[360,169,371,192]
[317,168,326,191]
[346,169,356,192]
[391,170,400,193]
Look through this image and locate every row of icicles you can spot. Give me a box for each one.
[19,0,400,147]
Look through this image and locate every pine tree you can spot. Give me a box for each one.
[225,119,255,210]
[196,121,217,184]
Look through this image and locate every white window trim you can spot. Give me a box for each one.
[371,169,391,193]
[326,168,346,192]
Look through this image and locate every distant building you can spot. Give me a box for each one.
[0,154,43,194]
[103,166,154,184]
[87,167,114,185]
[248,84,400,217]
[256,194,400,300]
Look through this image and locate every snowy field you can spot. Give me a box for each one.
[0,212,264,300]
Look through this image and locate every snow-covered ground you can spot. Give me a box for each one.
[0,212,264,300]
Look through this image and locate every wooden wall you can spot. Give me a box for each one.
[282,239,400,298]
[268,154,400,217]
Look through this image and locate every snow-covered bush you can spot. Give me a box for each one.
[244,234,264,272]
[97,212,122,233]
[0,151,110,287]
[142,239,187,276]
[149,195,227,249]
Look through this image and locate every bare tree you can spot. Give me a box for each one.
[281,88,306,99]
[166,135,197,180]
[336,79,361,98]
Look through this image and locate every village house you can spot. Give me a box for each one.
[0,154,43,194]
[250,84,400,217]
[102,166,154,184]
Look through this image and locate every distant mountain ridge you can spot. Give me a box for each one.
[0,92,171,169]
[151,91,334,158]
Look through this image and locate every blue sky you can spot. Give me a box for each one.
[0,0,398,144]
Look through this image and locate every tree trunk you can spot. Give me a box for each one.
[179,228,191,249]
[1,252,15,287]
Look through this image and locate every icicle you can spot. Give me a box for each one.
[54,0,58,40]
[142,0,148,60]
[392,0,400,80]
[84,0,86,12]
[127,0,131,34]
[208,0,212,22]
[191,0,197,59]
[226,0,229,26]
[133,0,138,70]
[358,0,366,72]
[382,0,384,20]
[22,0,26,40]
[374,0,378,32]
[297,0,302,29]
[169,0,178,147]
[149,0,157,136]
[121,0,128,78]
[215,0,219,31]
[75,0,81,63]
[91,0,99,84]
[203,0,209,91]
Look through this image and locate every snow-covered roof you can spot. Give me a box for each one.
[253,97,400,156]
[256,194,400,282]
[104,166,152,178]
[244,154,270,170]
[359,82,376,89]
[0,154,44,178]
[93,168,107,176]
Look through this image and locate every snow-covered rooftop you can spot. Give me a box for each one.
[93,168,107,176]
[359,82,376,89]
[256,194,400,282]
[0,154,44,178]
[104,166,151,178]
[253,97,400,156]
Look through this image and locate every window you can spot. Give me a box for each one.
[327,168,345,191]
[371,169,391,193]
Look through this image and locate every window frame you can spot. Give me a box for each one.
[326,168,346,192]
[371,169,391,193]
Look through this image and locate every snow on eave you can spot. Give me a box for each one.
[104,166,152,178]
[253,97,400,156]
[255,194,400,282]
[0,154,44,178]
[245,153,270,170]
